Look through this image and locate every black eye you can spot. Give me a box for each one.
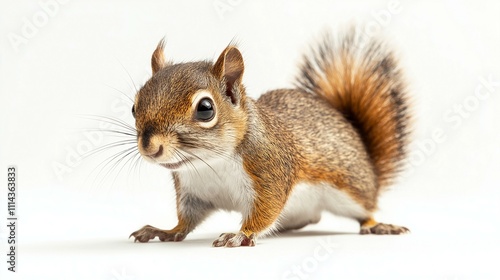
[195,98,215,121]
[132,105,136,118]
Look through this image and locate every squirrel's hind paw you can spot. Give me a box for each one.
[360,222,410,235]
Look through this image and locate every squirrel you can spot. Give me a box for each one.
[129,30,411,247]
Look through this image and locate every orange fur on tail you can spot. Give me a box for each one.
[295,30,410,188]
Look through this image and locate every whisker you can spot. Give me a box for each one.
[179,140,234,161]
[99,151,137,187]
[116,59,139,93]
[113,148,143,185]
[135,153,146,186]
[173,148,201,179]
[81,140,137,161]
[76,115,136,133]
[102,83,134,104]
[130,151,143,185]
[77,128,137,138]
[192,146,235,163]
[180,148,224,182]
[88,145,138,187]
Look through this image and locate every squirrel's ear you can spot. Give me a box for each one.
[212,46,244,105]
[151,39,168,74]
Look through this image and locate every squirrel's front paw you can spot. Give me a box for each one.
[212,232,255,247]
[129,225,186,242]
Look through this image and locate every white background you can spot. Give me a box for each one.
[1,0,500,279]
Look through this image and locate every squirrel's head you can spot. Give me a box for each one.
[132,39,248,170]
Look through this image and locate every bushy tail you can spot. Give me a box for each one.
[295,30,411,188]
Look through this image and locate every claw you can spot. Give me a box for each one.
[213,232,255,247]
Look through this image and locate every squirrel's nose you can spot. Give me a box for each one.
[148,145,164,159]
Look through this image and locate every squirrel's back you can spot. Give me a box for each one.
[258,30,410,196]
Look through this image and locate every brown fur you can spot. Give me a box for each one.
[257,89,378,211]
[295,31,410,189]
[212,46,300,237]
[151,39,168,74]
[238,103,299,236]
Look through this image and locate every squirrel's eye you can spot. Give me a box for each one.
[195,98,215,121]
[132,105,136,118]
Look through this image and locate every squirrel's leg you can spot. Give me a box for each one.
[130,193,214,243]
[213,188,284,247]
[211,210,272,247]
[359,216,410,235]
[129,222,190,243]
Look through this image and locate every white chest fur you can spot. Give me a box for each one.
[176,155,255,218]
